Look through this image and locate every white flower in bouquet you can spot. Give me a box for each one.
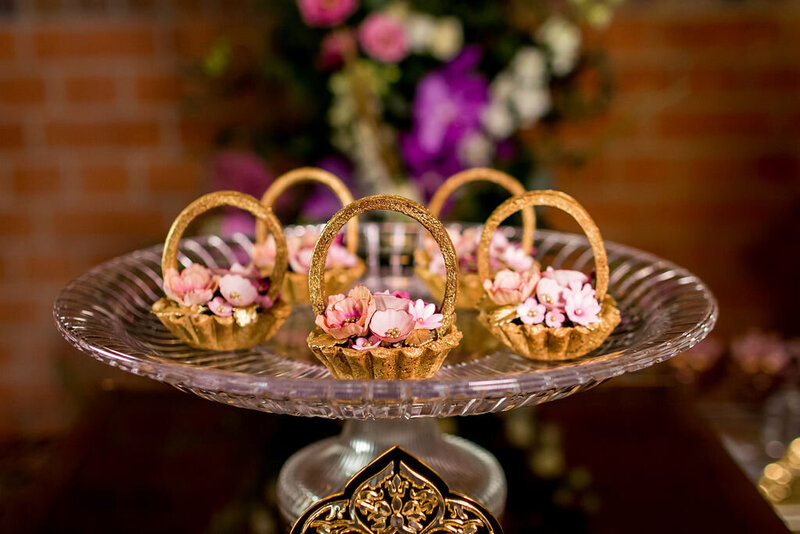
[405,13,436,53]
[482,102,515,140]
[429,17,464,61]
[489,72,515,103]
[458,131,495,167]
[511,46,548,85]
[537,16,581,76]
[511,86,551,126]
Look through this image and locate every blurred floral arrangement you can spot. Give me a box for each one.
[194,0,622,220]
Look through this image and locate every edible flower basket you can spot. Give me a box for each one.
[152,191,291,350]
[307,195,462,379]
[254,167,365,304]
[477,190,620,360]
[414,168,536,309]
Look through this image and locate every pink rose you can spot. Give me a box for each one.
[315,285,376,340]
[358,13,408,63]
[369,309,415,343]
[164,264,217,307]
[297,0,357,27]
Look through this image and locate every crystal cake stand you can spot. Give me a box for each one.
[54,223,717,524]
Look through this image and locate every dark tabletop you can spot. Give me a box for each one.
[0,384,789,534]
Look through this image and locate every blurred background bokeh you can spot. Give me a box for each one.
[1,0,799,531]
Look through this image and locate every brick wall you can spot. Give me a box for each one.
[0,1,798,437]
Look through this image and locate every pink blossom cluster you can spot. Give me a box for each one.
[164,262,275,316]
[315,285,443,349]
[252,231,359,275]
[484,266,602,328]
[426,227,535,275]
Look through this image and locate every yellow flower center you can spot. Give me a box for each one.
[385,328,401,337]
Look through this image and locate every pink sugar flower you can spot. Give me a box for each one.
[536,277,564,310]
[219,274,259,307]
[258,294,274,309]
[208,296,233,317]
[164,264,217,307]
[252,237,277,270]
[502,246,534,272]
[564,288,602,326]
[315,285,376,340]
[327,242,358,268]
[389,290,411,299]
[408,299,443,330]
[297,0,357,27]
[542,266,589,288]
[289,247,314,275]
[517,298,546,325]
[353,336,381,351]
[374,291,411,311]
[359,13,408,63]
[369,309,415,343]
[483,269,539,306]
[545,310,565,328]
[227,262,260,278]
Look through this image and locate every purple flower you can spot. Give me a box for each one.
[401,47,490,199]
[302,156,355,220]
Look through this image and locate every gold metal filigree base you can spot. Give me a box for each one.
[307,324,463,380]
[152,298,291,351]
[290,446,503,534]
[478,295,620,361]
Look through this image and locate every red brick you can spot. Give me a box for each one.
[135,75,180,102]
[147,162,201,192]
[25,254,75,280]
[0,299,37,322]
[64,76,116,103]
[179,118,217,148]
[658,111,772,138]
[34,27,155,58]
[617,67,675,92]
[13,164,60,194]
[0,32,14,61]
[0,214,30,236]
[0,123,23,149]
[81,164,127,192]
[0,77,46,105]
[52,209,165,237]
[661,19,779,48]
[173,20,222,58]
[45,121,160,147]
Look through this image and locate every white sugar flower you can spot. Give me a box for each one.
[429,17,463,61]
[489,72,515,103]
[537,16,581,76]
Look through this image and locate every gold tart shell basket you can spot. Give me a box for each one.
[152,191,291,351]
[477,190,621,361]
[307,195,463,380]
[414,168,536,308]
[257,167,365,304]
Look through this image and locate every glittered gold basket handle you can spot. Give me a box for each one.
[256,167,359,254]
[309,195,459,327]
[429,168,536,251]
[477,190,610,301]
[162,191,288,302]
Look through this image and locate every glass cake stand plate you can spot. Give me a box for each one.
[54,223,717,524]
